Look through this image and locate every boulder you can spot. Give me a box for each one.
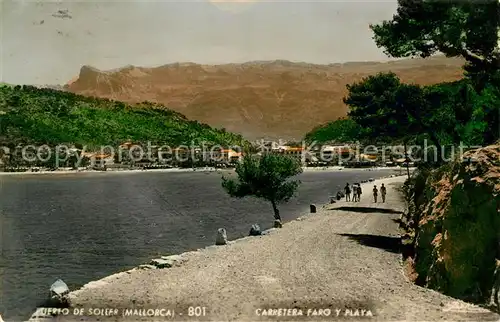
[50,279,69,300]
[249,224,262,236]
[273,219,282,228]
[310,204,316,213]
[150,258,175,269]
[215,228,228,245]
[138,264,157,270]
[158,255,185,267]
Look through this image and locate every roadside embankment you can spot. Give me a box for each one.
[400,143,500,310]
[28,175,500,321]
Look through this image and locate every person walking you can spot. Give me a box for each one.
[357,184,362,202]
[380,183,387,203]
[352,184,358,202]
[372,185,378,202]
[344,183,351,202]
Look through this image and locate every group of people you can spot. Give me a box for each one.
[343,183,362,202]
[344,182,386,203]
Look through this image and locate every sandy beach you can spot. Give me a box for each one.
[28,175,499,322]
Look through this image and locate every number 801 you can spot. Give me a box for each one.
[188,306,206,316]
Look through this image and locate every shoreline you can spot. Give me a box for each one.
[27,171,499,321]
[65,174,404,292]
[1,167,406,321]
[0,168,225,176]
[1,166,413,176]
[27,173,414,321]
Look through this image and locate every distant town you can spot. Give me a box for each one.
[0,140,413,173]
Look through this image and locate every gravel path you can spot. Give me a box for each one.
[38,177,499,322]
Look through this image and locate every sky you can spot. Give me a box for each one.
[0,0,399,85]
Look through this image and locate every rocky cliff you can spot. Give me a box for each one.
[401,144,500,309]
[65,57,465,140]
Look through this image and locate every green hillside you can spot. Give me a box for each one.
[0,85,248,149]
[304,118,364,144]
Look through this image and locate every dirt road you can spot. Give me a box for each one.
[41,177,499,321]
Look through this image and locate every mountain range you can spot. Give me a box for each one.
[64,56,465,140]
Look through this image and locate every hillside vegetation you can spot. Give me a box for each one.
[304,118,364,144]
[333,0,500,311]
[0,85,247,148]
[306,76,499,147]
[65,57,465,140]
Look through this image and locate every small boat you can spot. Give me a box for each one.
[49,279,69,301]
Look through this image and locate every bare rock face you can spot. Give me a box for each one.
[65,57,464,140]
[404,144,500,304]
[216,228,228,245]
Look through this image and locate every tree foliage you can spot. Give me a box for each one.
[304,1,500,167]
[370,0,500,86]
[344,72,413,141]
[304,118,364,144]
[0,85,248,148]
[366,1,500,146]
[345,72,498,145]
[221,153,302,221]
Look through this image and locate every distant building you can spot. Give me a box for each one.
[281,146,303,159]
[227,149,242,163]
[314,144,355,164]
[204,148,242,163]
[270,145,316,164]
[119,141,134,150]
[82,153,114,167]
[359,153,377,162]
[94,153,114,165]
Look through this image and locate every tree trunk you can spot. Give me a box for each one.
[404,142,410,180]
[405,110,443,164]
[427,131,444,164]
[271,199,281,221]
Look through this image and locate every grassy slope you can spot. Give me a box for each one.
[0,85,247,148]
